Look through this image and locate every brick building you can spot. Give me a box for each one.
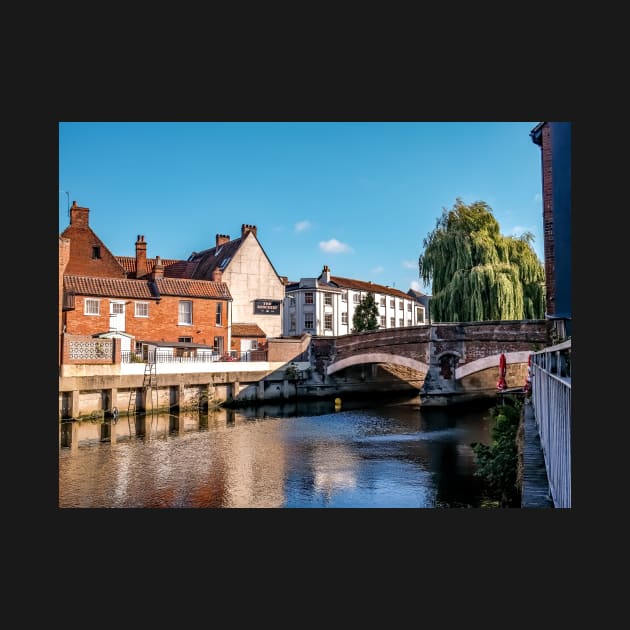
[60,202,232,362]
[530,122,571,338]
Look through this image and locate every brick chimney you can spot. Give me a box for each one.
[241,224,257,238]
[211,268,223,282]
[135,235,147,278]
[152,255,164,279]
[69,201,89,228]
[321,265,331,283]
[216,234,230,247]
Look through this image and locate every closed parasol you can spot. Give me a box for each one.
[496,353,507,390]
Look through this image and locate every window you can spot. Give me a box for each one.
[353,293,360,304]
[305,292,314,304]
[407,319,412,327]
[85,298,100,315]
[380,316,386,327]
[399,301,404,310]
[111,302,124,315]
[342,312,348,325]
[380,297,386,307]
[399,318,404,327]
[288,295,296,306]
[216,302,223,325]
[390,299,395,308]
[407,303,412,312]
[304,313,314,329]
[213,336,224,355]
[250,340,258,350]
[324,314,333,330]
[341,293,347,302]
[178,337,192,343]
[91,246,101,259]
[135,302,149,318]
[324,292,333,306]
[218,256,231,270]
[390,317,395,327]
[179,300,192,325]
[416,306,425,324]
[290,314,296,331]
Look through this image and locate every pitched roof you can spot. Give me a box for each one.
[64,275,232,300]
[232,323,267,337]
[407,289,430,299]
[329,275,412,300]
[187,237,244,280]
[156,278,231,299]
[116,256,201,279]
[64,275,156,299]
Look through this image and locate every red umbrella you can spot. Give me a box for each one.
[497,353,507,390]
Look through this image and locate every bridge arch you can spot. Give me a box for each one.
[327,352,430,376]
[455,351,531,380]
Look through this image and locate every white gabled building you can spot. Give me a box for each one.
[283,265,428,337]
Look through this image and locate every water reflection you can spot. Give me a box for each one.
[58,397,493,508]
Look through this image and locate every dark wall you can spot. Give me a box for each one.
[551,123,572,331]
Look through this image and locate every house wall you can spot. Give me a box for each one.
[223,234,285,338]
[64,294,230,347]
[60,203,127,278]
[59,237,71,366]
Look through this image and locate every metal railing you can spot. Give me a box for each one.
[120,350,268,364]
[531,339,571,508]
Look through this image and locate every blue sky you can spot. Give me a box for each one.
[59,122,544,295]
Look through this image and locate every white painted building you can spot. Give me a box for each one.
[283,265,428,337]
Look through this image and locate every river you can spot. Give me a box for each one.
[58,395,495,508]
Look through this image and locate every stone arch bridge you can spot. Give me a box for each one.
[309,320,551,405]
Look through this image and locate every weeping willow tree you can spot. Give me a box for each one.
[418,198,545,322]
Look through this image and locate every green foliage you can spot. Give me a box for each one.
[352,292,380,332]
[418,198,545,322]
[471,396,522,507]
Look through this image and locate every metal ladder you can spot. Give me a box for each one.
[127,361,158,432]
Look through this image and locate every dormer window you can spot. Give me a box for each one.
[91,246,101,259]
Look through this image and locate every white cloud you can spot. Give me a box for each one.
[371,266,384,274]
[533,193,542,202]
[402,260,417,269]
[319,238,353,254]
[410,280,422,292]
[295,220,311,233]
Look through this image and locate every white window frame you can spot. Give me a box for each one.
[85,298,100,316]
[380,316,386,327]
[341,312,348,325]
[179,300,193,325]
[324,313,333,330]
[304,313,314,330]
[135,302,149,318]
[304,292,314,304]
[353,293,360,304]
[324,292,333,306]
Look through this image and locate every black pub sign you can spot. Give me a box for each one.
[254,299,281,315]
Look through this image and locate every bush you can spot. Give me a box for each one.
[471,395,522,507]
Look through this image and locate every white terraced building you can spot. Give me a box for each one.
[283,265,429,337]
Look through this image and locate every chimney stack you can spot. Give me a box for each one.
[216,234,230,247]
[135,234,147,278]
[69,201,89,228]
[241,224,257,238]
[211,268,223,282]
[322,265,331,283]
[153,255,164,279]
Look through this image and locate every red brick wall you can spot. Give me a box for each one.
[59,237,71,365]
[541,123,555,316]
[64,295,229,348]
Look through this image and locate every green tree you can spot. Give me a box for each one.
[352,292,379,332]
[418,198,545,322]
